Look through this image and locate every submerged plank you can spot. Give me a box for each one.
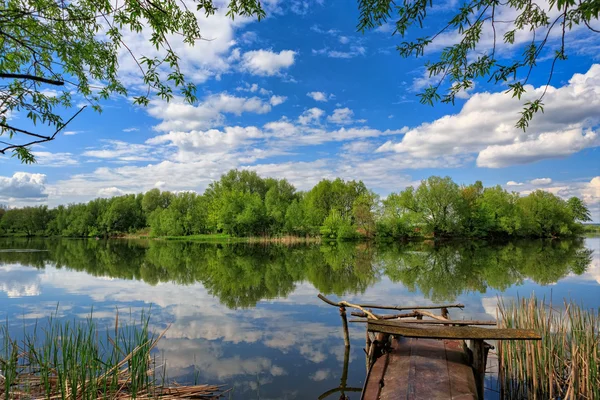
[367,320,541,340]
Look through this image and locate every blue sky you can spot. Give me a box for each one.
[1,0,599,220]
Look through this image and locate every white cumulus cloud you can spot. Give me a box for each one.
[298,108,325,125]
[327,108,355,125]
[530,178,553,185]
[98,187,126,197]
[0,172,47,202]
[241,49,296,76]
[148,93,272,132]
[307,91,328,102]
[270,95,287,106]
[378,64,600,168]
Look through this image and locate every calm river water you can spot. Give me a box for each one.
[1,237,599,399]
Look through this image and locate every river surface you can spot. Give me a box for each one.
[1,237,599,399]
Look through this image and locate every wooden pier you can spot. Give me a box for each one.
[318,294,542,400]
[363,337,477,399]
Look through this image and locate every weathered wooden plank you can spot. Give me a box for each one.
[407,338,452,400]
[350,319,497,326]
[367,320,541,340]
[378,337,411,400]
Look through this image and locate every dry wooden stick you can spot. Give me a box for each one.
[414,309,449,322]
[318,294,378,319]
[318,293,463,312]
[351,311,419,320]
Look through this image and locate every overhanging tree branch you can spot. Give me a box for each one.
[0,73,64,86]
[0,106,86,155]
[0,123,52,139]
[0,0,266,163]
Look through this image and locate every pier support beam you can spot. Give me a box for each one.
[469,339,490,400]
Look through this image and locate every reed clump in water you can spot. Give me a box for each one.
[498,296,599,399]
[0,312,223,399]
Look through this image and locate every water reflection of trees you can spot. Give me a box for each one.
[0,238,593,306]
[380,239,593,301]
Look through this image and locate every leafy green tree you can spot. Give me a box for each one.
[205,170,270,231]
[396,176,462,236]
[457,181,484,236]
[302,180,334,231]
[235,192,267,236]
[0,208,23,234]
[0,0,265,162]
[303,178,369,233]
[0,206,5,228]
[377,192,414,239]
[357,0,600,129]
[156,193,195,236]
[477,186,520,236]
[265,179,297,233]
[320,209,357,240]
[352,192,377,237]
[518,190,573,237]
[567,197,592,222]
[330,179,369,219]
[147,208,166,236]
[101,195,144,234]
[142,189,173,214]
[0,206,49,235]
[284,199,306,235]
[189,194,209,234]
[416,176,463,236]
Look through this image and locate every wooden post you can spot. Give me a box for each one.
[441,307,449,319]
[469,339,487,399]
[339,306,350,348]
[365,331,372,371]
[498,340,504,400]
[366,340,376,370]
[340,341,350,394]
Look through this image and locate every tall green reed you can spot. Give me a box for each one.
[498,296,599,399]
[0,309,157,399]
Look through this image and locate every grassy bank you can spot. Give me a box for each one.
[0,312,222,399]
[498,296,599,399]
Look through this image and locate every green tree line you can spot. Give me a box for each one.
[0,171,592,239]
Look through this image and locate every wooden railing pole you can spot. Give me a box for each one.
[340,306,350,348]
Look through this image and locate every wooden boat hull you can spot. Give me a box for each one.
[362,336,478,400]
